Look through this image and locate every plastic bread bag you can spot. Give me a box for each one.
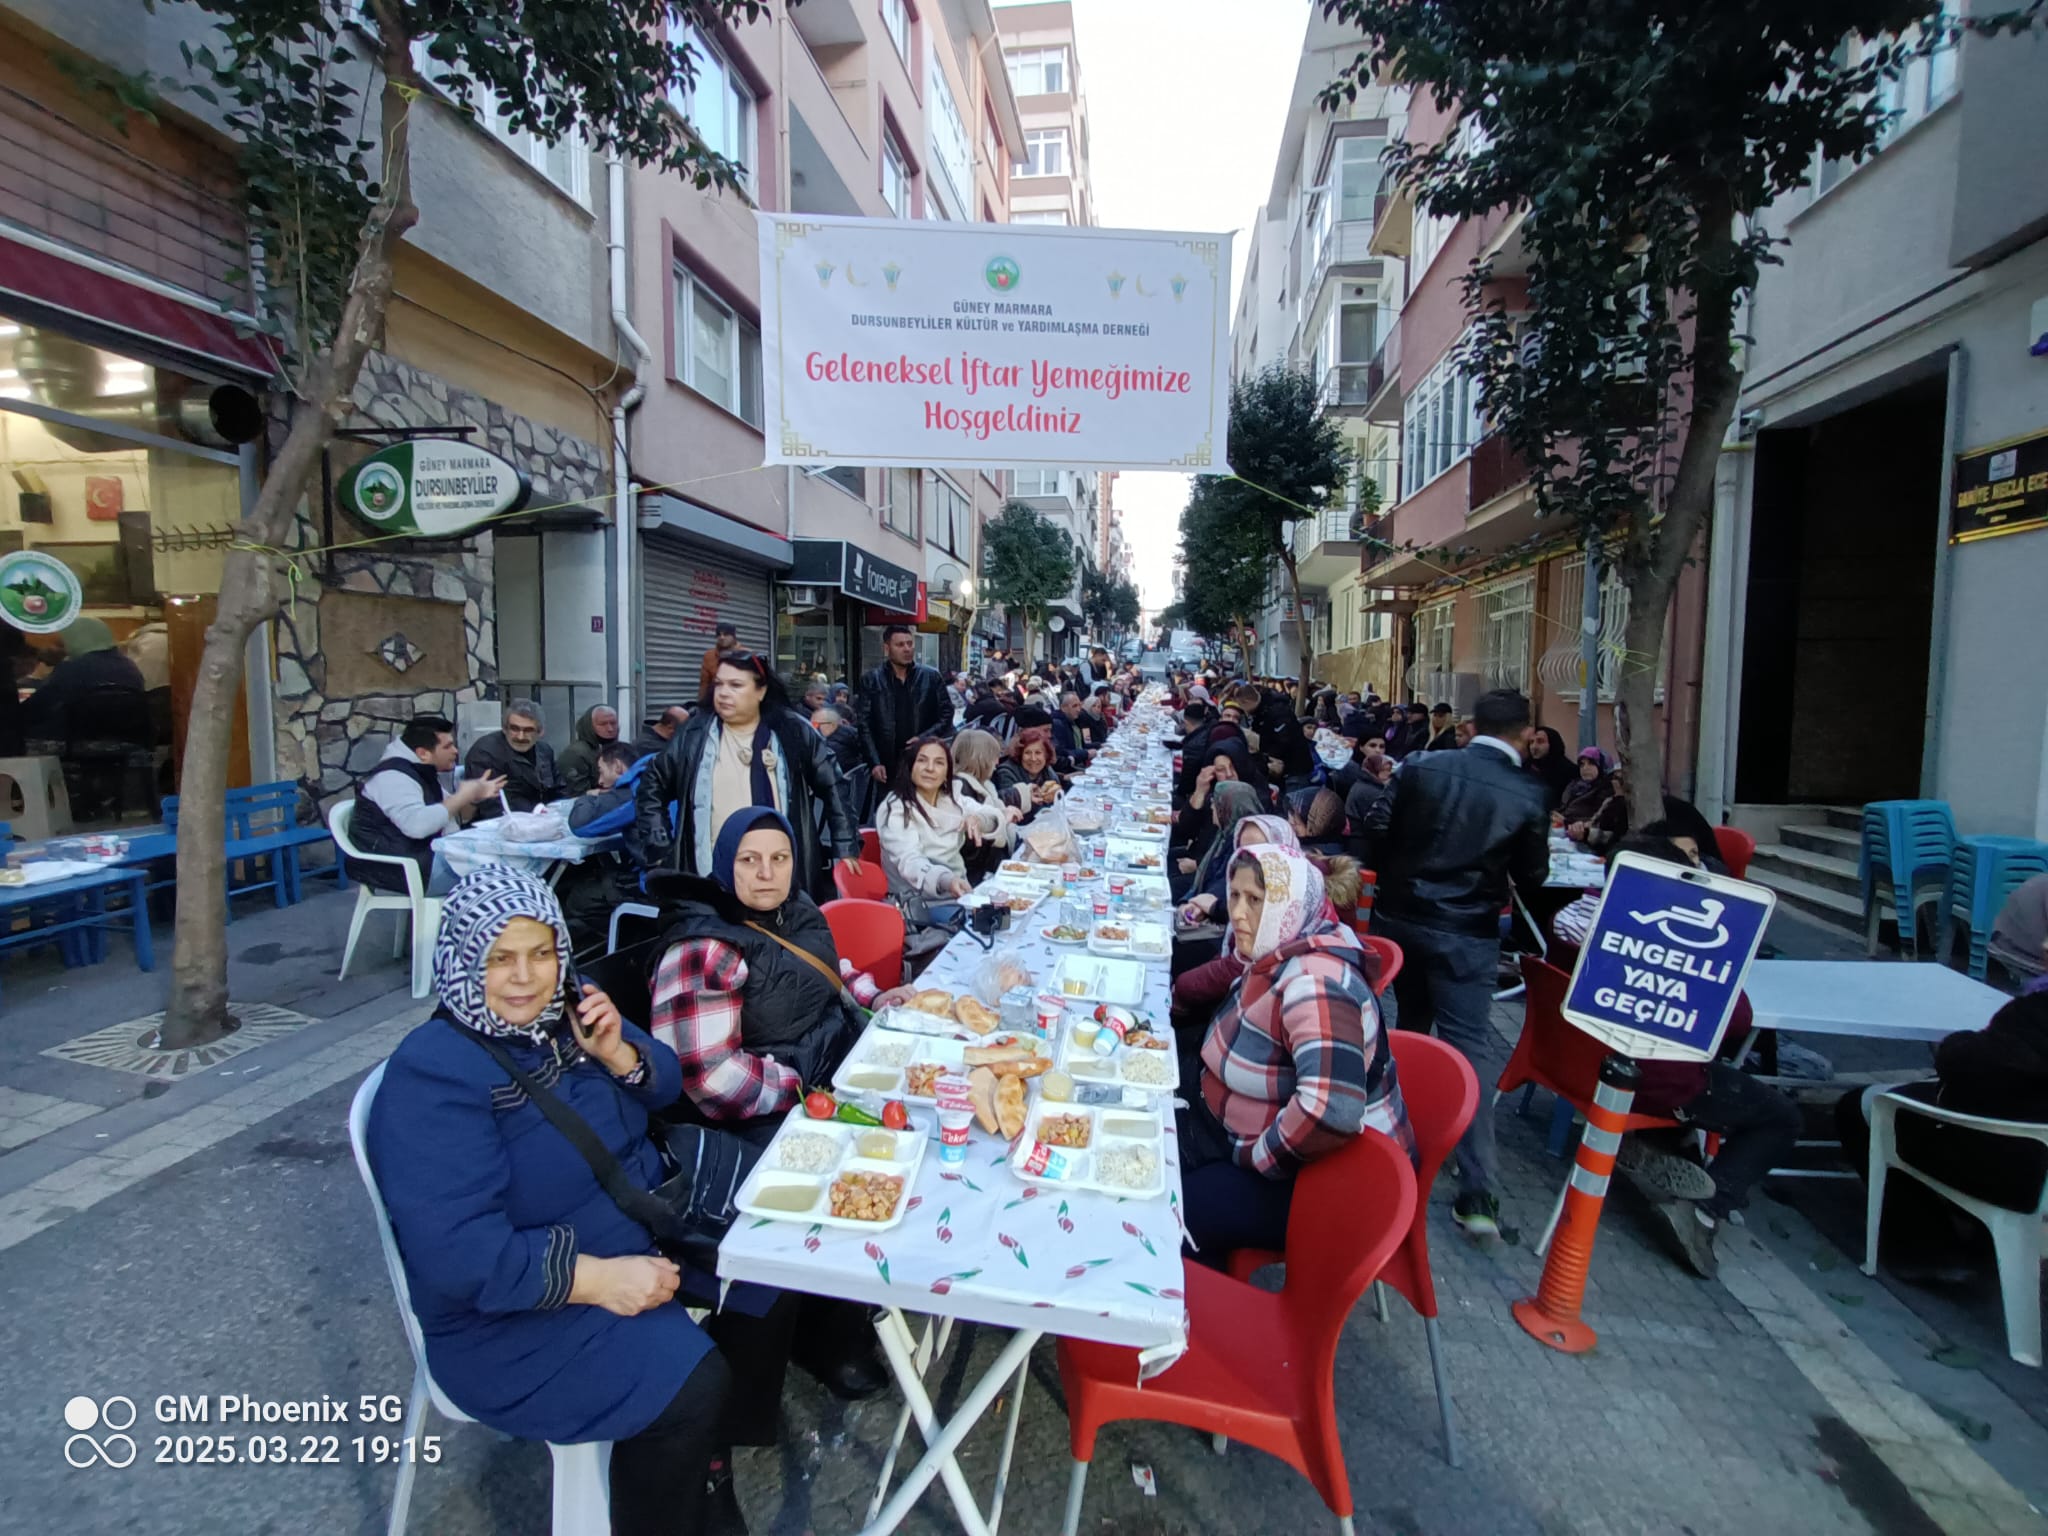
[973,943,1037,1004]
[1018,799,1077,866]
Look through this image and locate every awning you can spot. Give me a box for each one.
[0,230,281,380]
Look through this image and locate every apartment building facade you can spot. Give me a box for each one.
[1695,21,2048,849]
[625,0,1024,704]
[995,0,1100,663]
[1230,14,1405,695]
[0,0,624,807]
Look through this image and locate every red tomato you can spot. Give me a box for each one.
[804,1090,836,1120]
[882,1100,910,1131]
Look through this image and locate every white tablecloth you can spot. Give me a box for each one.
[717,729,1191,1359]
[1743,960,2009,1045]
[432,823,620,884]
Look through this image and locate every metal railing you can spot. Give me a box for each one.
[1292,507,1364,560]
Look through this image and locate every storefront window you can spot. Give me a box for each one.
[0,315,249,811]
[776,599,847,689]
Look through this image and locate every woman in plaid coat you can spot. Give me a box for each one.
[1178,845,1414,1263]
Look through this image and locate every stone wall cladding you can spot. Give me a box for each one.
[272,350,606,805]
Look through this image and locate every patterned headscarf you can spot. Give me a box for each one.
[1191,780,1263,891]
[433,867,571,1046]
[1228,845,1327,963]
[1234,813,1301,857]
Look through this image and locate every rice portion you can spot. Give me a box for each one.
[777,1132,842,1174]
[866,1039,915,1068]
[1095,1143,1159,1190]
[1119,1051,1172,1086]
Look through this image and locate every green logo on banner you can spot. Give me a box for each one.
[0,549,83,634]
[984,255,1021,293]
[336,440,531,538]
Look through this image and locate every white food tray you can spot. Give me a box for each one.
[834,1028,1049,1103]
[970,880,1050,917]
[1056,1014,1180,1095]
[735,1106,930,1231]
[1086,921,1134,957]
[1007,1098,1167,1198]
[1049,954,1148,1006]
[1103,838,1168,875]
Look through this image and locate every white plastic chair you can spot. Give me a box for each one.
[349,1063,613,1534]
[331,801,444,999]
[606,902,659,952]
[1863,1089,2048,1367]
[0,754,73,839]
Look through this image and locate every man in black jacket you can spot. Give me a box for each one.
[463,699,562,816]
[1371,687,1550,1238]
[857,623,952,813]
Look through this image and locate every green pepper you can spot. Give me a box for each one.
[832,1101,883,1127]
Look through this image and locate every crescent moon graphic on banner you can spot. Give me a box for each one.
[1135,275,1155,297]
[846,265,868,287]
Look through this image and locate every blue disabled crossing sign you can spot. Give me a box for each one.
[1562,853,1777,1062]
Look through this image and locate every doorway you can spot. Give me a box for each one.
[1734,372,1947,805]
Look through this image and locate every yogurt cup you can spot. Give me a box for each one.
[934,1072,975,1164]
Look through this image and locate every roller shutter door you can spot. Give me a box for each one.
[641,534,775,709]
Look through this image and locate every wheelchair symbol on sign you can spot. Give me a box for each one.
[1626,897,1730,949]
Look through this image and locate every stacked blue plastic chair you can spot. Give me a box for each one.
[1941,835,2048,980]
[1859,800,1956,960]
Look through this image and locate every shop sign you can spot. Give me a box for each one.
[337,440,531,538]
[845,546,920,612]
[1952,428,2048,545]
[0,549,84,634]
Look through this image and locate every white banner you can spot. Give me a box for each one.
[758,213,1232,473]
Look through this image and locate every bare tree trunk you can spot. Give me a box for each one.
[1281,548,1313,712]
[1615,193,1741,833]
[157,16,422,1048]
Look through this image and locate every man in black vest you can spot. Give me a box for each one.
[350,715,504,893]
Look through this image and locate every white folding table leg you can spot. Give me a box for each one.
[983,1344,1029,1534]
[1060,1458,1091,1536]
[866,1314,957,1526]
[861,1314,1041,1536]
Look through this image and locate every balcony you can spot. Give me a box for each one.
[1303,214,1382,320]
[1320,317,1402,423]
[1292,506,1365,588]
[1467,432,1531,513]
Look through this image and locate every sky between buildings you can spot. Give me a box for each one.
[1045,0,1312,611]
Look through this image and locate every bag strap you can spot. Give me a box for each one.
[445,1021,675,1233]
[742,919,861,1004]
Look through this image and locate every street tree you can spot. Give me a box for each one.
[148,0,767,1047]
[1082,566,1140,644]
[1220,366,1350,704]
[1174,476,1270,664]
[1322,0,2035,824]
[980,501,1077,667]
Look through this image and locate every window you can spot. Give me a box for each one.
[1011,209,1069,225]
[1012,469,1063,497]
[1021,129,1068,179]
[1365,592,1390,645]
[882,466,921,539]
[1479,576,1533,691]
[1400,337,1483,492]
[1006,47,1067,96]
[882,0,913,65]
[1410,205,1453,278]
[674,263,763,427]
[411,36,592,204]
[928,473,969,555]
[819,465,865,499]
[1416,601,1455,687]
[1553,553,1665,702]
[1817,5,1961,190]
[983,110,1003,174]
[668,22,756,190]
[882,130,912,217]
[1336,136,1385,224]
[927,44,971,213]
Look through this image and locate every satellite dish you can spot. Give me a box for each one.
[1048,615,1067,633]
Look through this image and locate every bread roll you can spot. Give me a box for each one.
[996,1073,1028,1140]
[968,1067,1000,1135]
[952,996,1000,1035]
[911,989,955,1014]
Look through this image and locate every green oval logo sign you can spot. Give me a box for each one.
[352,462,407,521]
[984,255,1021,294]
[0,549,83,634]
[337,440,532,538]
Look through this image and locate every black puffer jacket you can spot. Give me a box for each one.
[632,709,859,899]
[857,660,954,773]
[1372,741,1550,938]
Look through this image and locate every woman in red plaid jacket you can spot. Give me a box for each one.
[1177,844,1414,1264]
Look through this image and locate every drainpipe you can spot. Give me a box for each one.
[608,151,653,726]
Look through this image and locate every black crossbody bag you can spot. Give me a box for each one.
[449,1021,759,1278]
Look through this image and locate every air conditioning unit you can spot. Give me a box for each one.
[784,585,827,609]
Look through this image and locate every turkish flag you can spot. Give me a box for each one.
[85,476,124,522]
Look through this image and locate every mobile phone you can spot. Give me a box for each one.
[559,954,592,1046]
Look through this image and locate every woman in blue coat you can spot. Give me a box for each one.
[368,866,741,1533]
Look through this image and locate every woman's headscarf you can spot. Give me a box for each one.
[61,616,116,657]
[1558,746,1614,823]
[1206,736,1271,804]
[433,867,571,1046]
[1235,813,1301,856]
[712,805,796,898]
[1287,786,1345,843]
[1228,846,1327,963]
[1528,727,1574,807]
[1191,781,1262,892]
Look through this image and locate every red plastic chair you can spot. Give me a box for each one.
[858,827,881,866]
[1055,1130,1417,1535]
[832,859,889,903]
[1226,1032,1477,1467]
[1502,956,1683,1252]
[1713,825,1756,880]
[820,897,905,992]
[1345,930,1402,997]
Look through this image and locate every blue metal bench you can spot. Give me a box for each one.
[159,781,336,915]
[0,863,153,1002]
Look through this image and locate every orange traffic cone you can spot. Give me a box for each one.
[1513,1054,1640,1354]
